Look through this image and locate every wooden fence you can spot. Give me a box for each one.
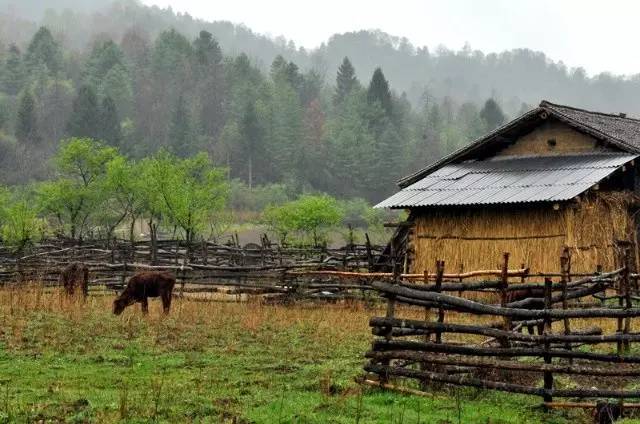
[0,237,389,302]
[363,249,640,409]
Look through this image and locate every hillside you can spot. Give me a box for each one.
[1,0,639,115]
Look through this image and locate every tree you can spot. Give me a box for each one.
[97,96,122,147]
[480,98,506,131]
[239,101,262,188]
[367,67,392,116]
[0,190,46,253]
[264,194,344,246]
[193,30,222,68]
[15,90,39,144]
[2,44,24,95]
[334,57,359,105]
[67,85,100,138]
[37,138,120,239]
[142,151,229,247]
[25,27,62,75]
[168,95,194,157]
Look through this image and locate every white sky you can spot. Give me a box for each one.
[141,0,640,76]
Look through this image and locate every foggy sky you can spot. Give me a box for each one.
[140,0,640,77]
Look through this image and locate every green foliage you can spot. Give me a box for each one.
[15,89,39,144]
[24,27,62,75]
[367,67,392,116]
[140,151,229,242]
[264,194,344,246]
[334,57,359,106]
[66,85,100,139]
[480,98,506,131]
[1,44,24,95]
[97,96,122,147]
[38,137,119,238]
[0,192,46,252]
[168,95,194,157]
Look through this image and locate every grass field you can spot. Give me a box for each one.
[0,286,623,423]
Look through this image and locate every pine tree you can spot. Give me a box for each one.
[97,96,122,147]
[239,101,262,188]
[367,67,392,116]
[480,98,506,131]
[25,27,62,75]
[2,44,24,95]
[334,57,359,105]
[66,85,101,138]
[15,90,39,144]
[193,30,222,67]
[169,95,193,157]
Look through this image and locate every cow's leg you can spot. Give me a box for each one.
[161,291,172,314]
[141,297,149,315]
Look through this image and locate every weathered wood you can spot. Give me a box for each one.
[371,281,640,319]
[364,364,640,398]
[365,350,640,376]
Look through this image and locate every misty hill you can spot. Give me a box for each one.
[1,0,639,116]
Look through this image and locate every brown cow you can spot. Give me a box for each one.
[59,262,89,298]
[113,271,175,315]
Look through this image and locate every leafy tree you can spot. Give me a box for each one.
[480,98,506,131]
[2,44,24,95]
[15,89,39,144]
[334,57,359,105]
[25,27,63,75]
[264,194,344,246]
[0,190,47,252]
[142,151,229,246]
[37,138,119,239]
[97,96,122,147]
[67,85,100,138]
[367,67,392,116]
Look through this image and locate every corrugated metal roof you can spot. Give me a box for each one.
[375,153,637,209]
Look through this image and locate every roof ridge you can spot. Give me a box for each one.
[540,100,640,123]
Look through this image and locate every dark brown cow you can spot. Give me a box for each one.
[113,271,176,315]
[505,285,546,335]
[59,262,89,298]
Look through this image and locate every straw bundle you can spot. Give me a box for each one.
[411,193,636,275]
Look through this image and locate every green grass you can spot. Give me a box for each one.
[0,289,593,423]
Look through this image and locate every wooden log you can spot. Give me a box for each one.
[365,350,640,376]
[371,281,640,319]
[372,339,640,363]
[364,364,640,398]
[369,318,635,344]
[543,277,553,403]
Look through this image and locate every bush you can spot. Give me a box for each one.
[264,194,344,246]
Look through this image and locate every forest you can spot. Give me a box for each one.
[0,0,636,247]
[0,2,514,206]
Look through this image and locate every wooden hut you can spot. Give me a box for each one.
[377,101,640,274]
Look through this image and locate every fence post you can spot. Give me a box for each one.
[560,248,572,362]
[435,260,445,344]
[499,253,511,348]
[365,233,374,272]
[380,239,398,385]
[543,277,553,404]
[623,248,632,353]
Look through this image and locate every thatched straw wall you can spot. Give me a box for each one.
[410,193,636,275]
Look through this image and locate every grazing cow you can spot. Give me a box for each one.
[505,285,546,335]
[59,262,89,298]
[113,271,175,315]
